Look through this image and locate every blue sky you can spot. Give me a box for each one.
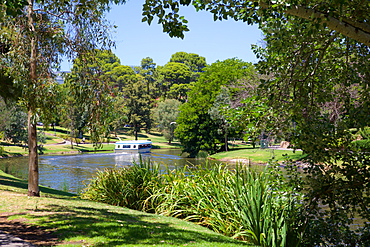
[61,0,263,70]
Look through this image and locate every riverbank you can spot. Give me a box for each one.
[0,170,253,247]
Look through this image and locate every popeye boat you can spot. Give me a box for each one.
[114,139,152,153]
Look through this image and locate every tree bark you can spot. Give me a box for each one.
[27,109,39,196]
[285,5,370,47]
[27,0,40,197]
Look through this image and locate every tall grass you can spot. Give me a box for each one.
[81,157,162,210]
[82,160,304,246]
[146,164,303,246]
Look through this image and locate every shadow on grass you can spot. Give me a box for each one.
[0,173,75,198]
[34,204,251,246]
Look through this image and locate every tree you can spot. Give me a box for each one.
[0,0,126,196]
[176,58,255,157]
[123,74,152,140]
[169,51,207,80]
[253,16,370,246]
[142,1,369,244]
[0,99,27,146]
[142,0,370,46]
[208,86,232,152]
[108,64,137,91]
[153,99,182,144]
[137,57,157,96]
[156,62,192,100]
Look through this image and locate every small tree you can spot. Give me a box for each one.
[153,99,182,144]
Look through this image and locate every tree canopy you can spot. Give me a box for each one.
[142,0,370,46]
[176,58,257,157]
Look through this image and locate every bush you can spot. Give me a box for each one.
[81,158,162,210]
[82,159,304,247]
[147,163,304,247]
[351,139,370,151]
[358,127,370,139]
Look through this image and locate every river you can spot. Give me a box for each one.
[0,149,215,194]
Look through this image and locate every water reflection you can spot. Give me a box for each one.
[0,149,212,194]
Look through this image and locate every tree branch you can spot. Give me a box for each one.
[285,5,370,47]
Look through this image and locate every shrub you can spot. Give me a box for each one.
[81,158,162,210]
[358,127,370,139]
[351,139,370,151]
[82,159,304,247]
[147,163,304,247]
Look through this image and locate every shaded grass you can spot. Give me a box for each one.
[0,170,254,247]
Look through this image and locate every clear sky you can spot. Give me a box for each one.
[61,0,263,70]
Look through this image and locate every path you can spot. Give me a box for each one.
[0,231,35,247]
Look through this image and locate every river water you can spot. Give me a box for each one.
[0,149,215,193]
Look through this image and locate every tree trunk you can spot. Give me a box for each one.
[27,0,39,197]
[224,132,228,152]
[27,109,39,196]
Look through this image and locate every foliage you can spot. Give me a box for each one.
[169,51,206,73]
[0,0,127,196]
[1,102,27,146]
[148,163,304,247]
[350,139,370,152]
[156,62,192,100]
[357,127,370,140]
[153,99,182,144]
[82,158,304,246]
[0,170,249,247]
[64,49,119,145]
[123,74,153,139]
[208,86,232,151]
[82,158,162,211]
[141,0,370,46]
[176,59,258,157]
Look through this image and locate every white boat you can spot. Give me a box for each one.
[114,139,152,153]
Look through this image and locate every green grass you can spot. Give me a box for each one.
[0,170,254,247]
[210,147,306,163]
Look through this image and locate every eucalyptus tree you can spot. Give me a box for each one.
[0,0,126,196]
[254,17,370,246]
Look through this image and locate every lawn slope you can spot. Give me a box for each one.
[0,170,253,247]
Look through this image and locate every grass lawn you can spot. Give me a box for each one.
[0,170,254,247]
[1,127,181,157]
[210,147,306,163]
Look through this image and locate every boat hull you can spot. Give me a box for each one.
[114,147,151,153]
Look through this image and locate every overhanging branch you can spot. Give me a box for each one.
[285,5,370,47]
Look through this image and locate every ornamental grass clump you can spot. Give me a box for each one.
[82,159,304,246]
[81,157,162,211]
[147,163,304,247]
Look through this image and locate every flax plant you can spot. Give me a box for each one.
[82,157,162,211]
[147,163,303,247]
[83,159,304,246]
